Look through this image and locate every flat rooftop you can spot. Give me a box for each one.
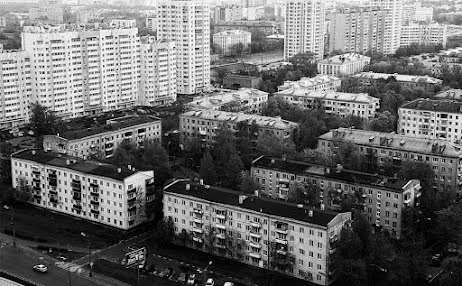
[252,156,411,192]
[275,90,378,104]
[164,180,342,227]
[59,115,161,141]
[318,53,370,65]
[352,72,443,85]
[12,149,137,181]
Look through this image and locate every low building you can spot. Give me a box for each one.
[163,179,351,285]
[43,115,162,159]
[251,156,421,238]
[214,20,279,35]
[277,75,341,92]
[317,128,462,192]
[317,53,371,77]
[400,23,447,47]
[435,89,462,101]
[352,72,443,92]
[186,88,268,114]
[398,98,462,143]
[179,110,298,145]
[213,30,251,56]
[29,0,63,23]
[274,90,379,119]
[223,74,263,89]
[11,149,154,230]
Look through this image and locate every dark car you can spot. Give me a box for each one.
[431,253,442,266]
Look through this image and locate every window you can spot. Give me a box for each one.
[299,249,305,255]
[317,253,322,259]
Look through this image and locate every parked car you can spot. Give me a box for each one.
[178,272,187,284]
[32,264,48,273]
[187,273,196,285]
[159,268,169,277]
[223,283,234,286]
[205,278,215,286]
[431,253,442,266]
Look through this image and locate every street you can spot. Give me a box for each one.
[0,244,93,286]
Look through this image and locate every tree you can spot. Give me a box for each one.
[138,139,172,188]
[184,136,204,170]
[368,111,396,132]
[433,203,462,247]
[0,142,13,184]
[222,153,244,188]
[268,241,295,274]
[288,52,317,77]
[288,184,320,207]
[15,176,33,202]
[255,133,297,159]
[199,151,217,185]
[153,217,175,246]
[177,229,192,247]
[228,42,245,57]
[239,171,257,194]
[29,102,65,148]
[398,161,434,190]
[110,139,137,167]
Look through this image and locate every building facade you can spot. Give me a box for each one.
[11,149,155,230]
[400,23,447,47]
[223,74,263,89]
[317,53,371,77]
[398,98,462,143]
[179,109,298,145]
[370,0,403,54]
[157,0,210,95]
[329,7,386,54]
[284,0,325,60]
[277,75,341,93]
[212,30,251,56]
[352,72,443,92]
[317,128,462,192]
[0,50,31,129]
[186,88,268,114]
[213,20,279,35]
[163,179,351,285]
[0,16,6,28]
[213,5,244,23]
[140,37,177,107]
[43,115,162,159]
[29,0,63,24]
[274,90,379,119]
[251,156,421,238]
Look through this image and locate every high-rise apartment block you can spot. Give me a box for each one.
[317,128,462,192]
[329,7,386,54]
[400,23,447,47]
[163,179,351,285]
[370,0,403,54]
[157,0,210,95]
[11,149,155,230]
[140,37,177,106]
[0,50,32,130]
[284,0,325,60]
[251,156,422,238]
[43,115,162,159]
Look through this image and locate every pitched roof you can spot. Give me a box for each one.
[278,75,341,91]
[400,98,462,113]
[352,72,443,85]
[12,149,138,181]
[435,89,462,101]
[180,110,298,130]
[318,128,462,158]
[186,88,268,110]
[275,90,379,104]
[164,180,342,227]
[252,156,412,192]
[318,53,370,65]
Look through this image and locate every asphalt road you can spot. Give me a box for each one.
[0,245,94,286]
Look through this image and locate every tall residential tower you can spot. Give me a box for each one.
[370,0,403,54]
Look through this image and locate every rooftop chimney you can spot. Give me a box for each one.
[239,194,248,204]
[321,204,325,211]
[186,183,190,191]
[117,168,121,173]
[128,164,132,170]
[271,158,275,164]
[308,209,313,217]
[66,159,70,165]
[199,179,204,185]
[32,150,36,155]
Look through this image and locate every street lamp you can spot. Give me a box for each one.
[81,232,92,277]
[203,260,212,283]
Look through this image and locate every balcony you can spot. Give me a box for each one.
[90,209,100,215]
[50,197,58,204]
[128,205,137,212]
[127,188,136,195]
[215,223,226,230]
[193,218,203,224]
[90,200,99,206]
[193,208,203,214]
[249,252,261,259]
[127,196,136,203]
[192,227,203,234]
[32,177,40,183]
[276,249,287,255]
[250,241,261,248]
[214,244,226,249]
[250,222,261,228]
[216,233,225,239]
[275,228,288,234]
[32,170,40,175]
[73,204,82,210]
[192,237,203,243]
[48,177,57,186]
[275,238,288,245]
[72,194,81,201]
[250,232,261,239]
[49,189,58,195]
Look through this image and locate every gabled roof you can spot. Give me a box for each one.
[352,72,443,85]
[275,90,379,104]
[400,98,462,113]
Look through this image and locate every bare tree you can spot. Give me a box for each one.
[203,225,216,254]
[268,241,295,274]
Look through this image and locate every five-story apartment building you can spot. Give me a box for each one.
[164,179,351,285]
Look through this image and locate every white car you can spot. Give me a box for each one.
[223,283,234,286]
[33,264,48,273]
[205,278,214,286]
[187,273,196,285]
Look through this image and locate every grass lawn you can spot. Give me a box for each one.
[89,259,179,286]
[1,202,129,249]
[146,239,313,286]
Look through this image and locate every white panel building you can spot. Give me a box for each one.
[212,30,251,55]
[370,0,403,54]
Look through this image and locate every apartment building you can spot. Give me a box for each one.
[370,0,403,54]
[157,0,210,95]
[11,149,154,230]
[251,156,421,238]
[186,88,268,114]
[277,75,341,93]
[140,36,177,107]
[317,128,462,192]
[29,0,63,24]
[163,179,351,285]
[317,53,371,77]
[213,21,279,35]
[213,5,244,23]
[402,1,433,24]
[329,7,386,54]
[22,24,141,118]
[352,72,443,92]
[400,23,448,47]
[212,30,251,56]
[43,115,162,159]
[284,0,325,60]
[274,90,379,119]
[435,89,462,101]
[179,110,298,144]
[145,17,156,31]
[0,50,32,129]
[223,74,263,89]
[398,98,462,143]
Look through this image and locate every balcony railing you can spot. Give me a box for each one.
[250,222,261,228]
